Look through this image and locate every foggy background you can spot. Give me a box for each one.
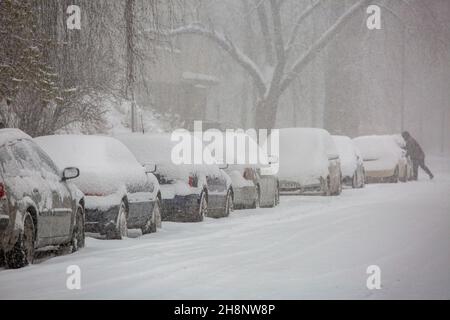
[1,0,449,155]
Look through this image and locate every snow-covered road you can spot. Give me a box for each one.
[1,157,449,299]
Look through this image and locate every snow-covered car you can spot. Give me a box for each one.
[278,128,342,196]
[353,135,410,183]
[36,135,161,239]
[116,133,233,222]
[217,132,279,209]
[0,129,85,269]
[332,135,365,188]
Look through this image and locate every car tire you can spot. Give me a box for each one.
[71,206,85,252]
[223,189,233,217]
[0,249,5,267]
[197,191,207,222]
[106,201,128,240]
[142,199,161,234]
[5,212,35,269]
[390,167,399,183]
[352,172,358,189]
[255,185,261,208]
[322,176,331,196]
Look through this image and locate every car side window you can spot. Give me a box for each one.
[26,141,60,177]
[9,140,40,175]
[0,145,21,177]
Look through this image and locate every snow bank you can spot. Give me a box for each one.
[353,135,403,171]
[35,135,149,196]
[332,135,358,178]
[278,128,330,185]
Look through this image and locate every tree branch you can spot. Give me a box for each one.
[280,0,372,94]
[285,0,323,55]
[153,23,267,96]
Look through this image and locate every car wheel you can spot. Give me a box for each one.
[336,177,342,195]
[198,191,207,221]
[5,212,35,269]
[107,201,128,239]
[223,189,233,217]
[0,249,5,267]
[390,167,399,183]
[322,176,331,196]
[142,199,161,234]
[71,207,85,252]
[352,172,358,189]
[255,185,261,208]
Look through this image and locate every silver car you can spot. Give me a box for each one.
[0,129,84,269]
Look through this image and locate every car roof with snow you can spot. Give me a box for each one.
[0,128,32,147]
[277,128,333,183]
[35,134,148,195]
[116,132,223,179]
[353,135,403,161]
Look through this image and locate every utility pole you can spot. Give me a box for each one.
[125,0,136,132]
[400,25,406,132]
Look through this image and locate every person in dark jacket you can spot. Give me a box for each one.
[401,131,434,180]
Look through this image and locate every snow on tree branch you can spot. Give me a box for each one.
[285,0,322,55]
[153,23,267,96]
[280,0,372,94]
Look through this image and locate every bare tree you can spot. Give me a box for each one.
[153,0,374,129]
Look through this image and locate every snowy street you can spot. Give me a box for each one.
[1,157,449,300]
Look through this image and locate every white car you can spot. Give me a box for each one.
[332,135,365,188]
[278,128,342,196]
[353,135,410,183]
[36,135,162,239]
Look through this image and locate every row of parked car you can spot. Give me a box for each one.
[0,127,412,269]
[276,128,414,195]
[0,129,279,268]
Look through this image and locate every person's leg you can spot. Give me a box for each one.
[412,160,419,180]
[419,158,434,179]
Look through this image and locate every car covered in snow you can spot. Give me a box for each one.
[332,135,365,188]
[278,128,342,196]
[218,132,279,209]
[116,133,233,222]
[36,135,161,239]
[353,135,411,183]
[0,129,85,269]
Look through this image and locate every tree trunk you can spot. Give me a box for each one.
[254,97,278,129]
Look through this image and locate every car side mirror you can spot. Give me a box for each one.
[144,163,157,174]
[62,167,80,181]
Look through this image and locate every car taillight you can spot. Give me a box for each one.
[188,176,198,187]
[84,192,105,197]
[0,183,6,199]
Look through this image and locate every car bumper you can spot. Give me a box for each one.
[85,205,120,235]
[161,194,202,222]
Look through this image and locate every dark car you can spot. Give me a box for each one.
[36,135,161,240]
[116,133,233,222]
[0,129,84,269]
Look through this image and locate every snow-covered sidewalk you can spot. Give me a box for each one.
[1,157,449,299]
